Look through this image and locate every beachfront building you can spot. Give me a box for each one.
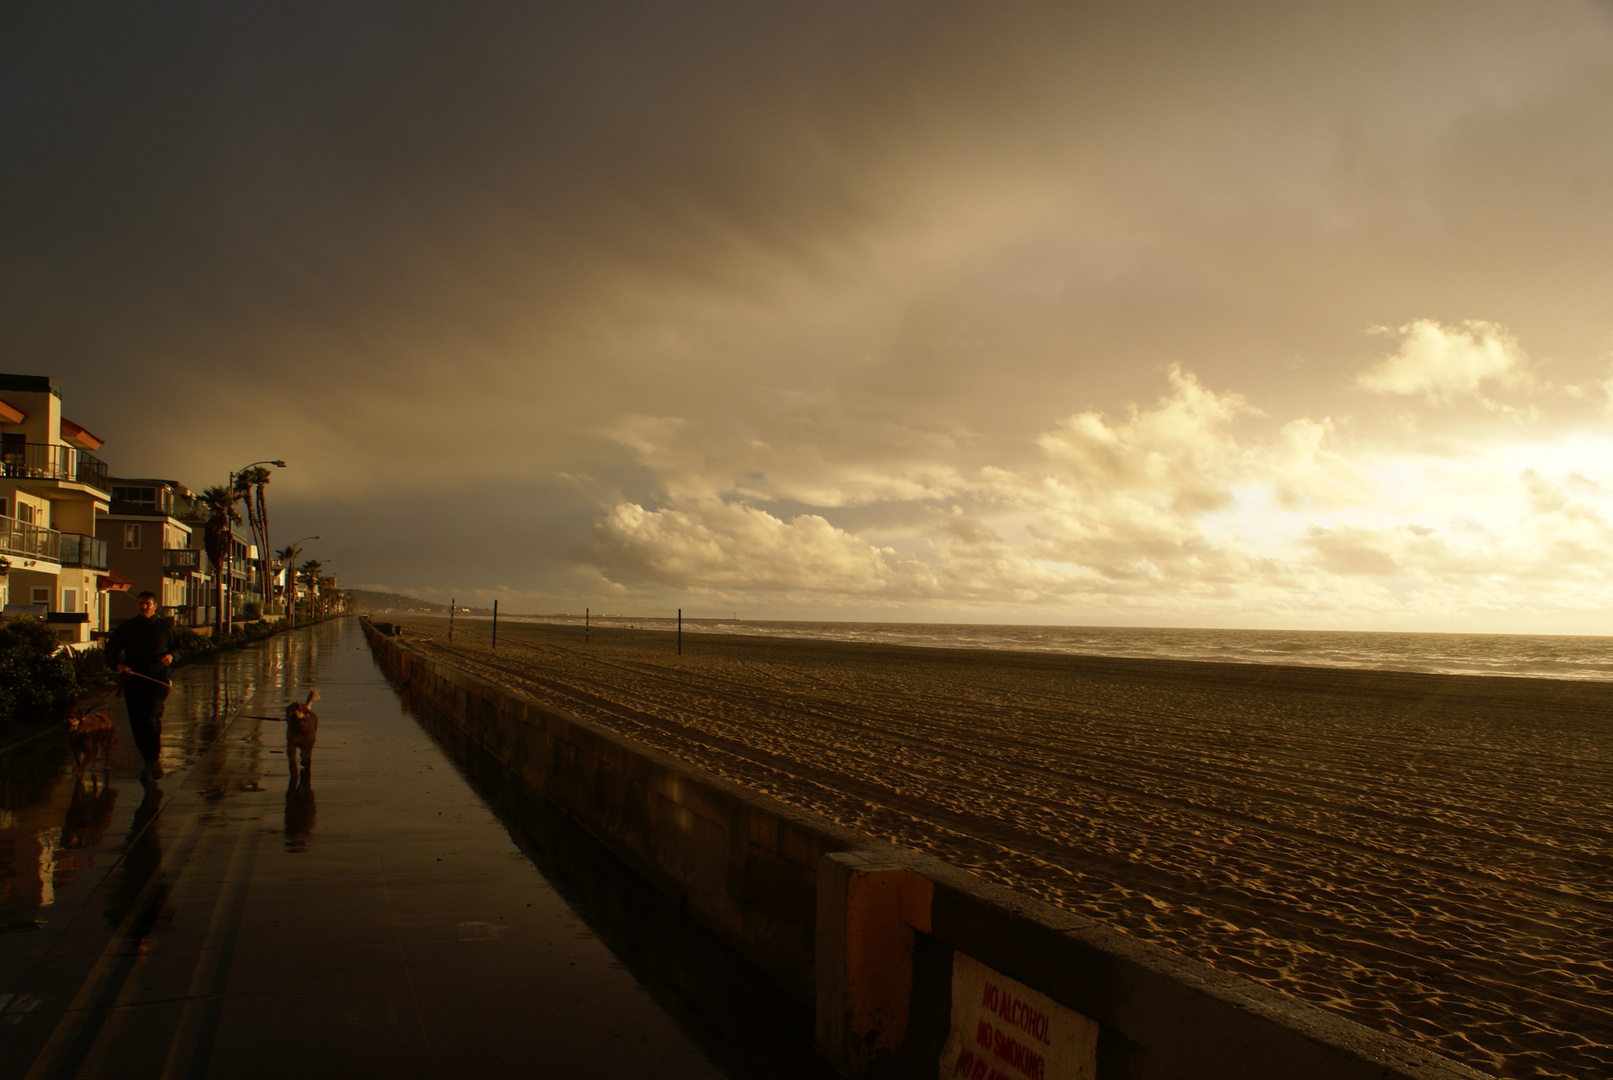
[218,530,263,620]
[318,575,345,617]
[173,508,263,627]
[98,478,214,627]
[0,374,114,647]
[294,571,347,620]
[268,560,293,617]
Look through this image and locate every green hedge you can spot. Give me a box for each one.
[173,619,284,664]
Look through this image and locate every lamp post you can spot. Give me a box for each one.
[285,535,319,629]
[222,459,284,635]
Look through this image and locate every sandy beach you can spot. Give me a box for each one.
[392,617,1613,1080]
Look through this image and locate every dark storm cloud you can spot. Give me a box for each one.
[4,3,1612,625]
[4,4,1055,347]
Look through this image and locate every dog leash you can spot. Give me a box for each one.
[118,670,177,689]
[76,684,123,711]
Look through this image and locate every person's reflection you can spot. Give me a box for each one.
[103,777,173,945]
[284,774,316,853]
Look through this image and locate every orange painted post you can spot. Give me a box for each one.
[816,852,934,1075]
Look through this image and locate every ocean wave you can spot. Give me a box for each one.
[500,616,1613,681]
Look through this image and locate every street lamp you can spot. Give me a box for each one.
[222,459,285,634]
[285,535,319,629]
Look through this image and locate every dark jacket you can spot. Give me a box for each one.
[105,615,182,683]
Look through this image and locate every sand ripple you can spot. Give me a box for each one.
[397,619,1613,1080]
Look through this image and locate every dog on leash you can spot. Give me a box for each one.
[62,709,116,772]
[285,689,319,778]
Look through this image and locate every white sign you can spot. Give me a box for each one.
[939,951,1098,1080]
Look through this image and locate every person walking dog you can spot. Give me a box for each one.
[104,591,181,779]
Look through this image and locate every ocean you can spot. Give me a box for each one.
[498,615,1613,682]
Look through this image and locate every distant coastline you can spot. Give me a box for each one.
[349,589,491,617]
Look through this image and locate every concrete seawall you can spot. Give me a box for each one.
[361,619,1488,1080]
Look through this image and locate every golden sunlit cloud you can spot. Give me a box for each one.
[1357,319,1530,401]
[592,321,1613,631]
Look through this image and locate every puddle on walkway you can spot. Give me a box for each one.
[396,680,832,1080]
[0,618,824,1079]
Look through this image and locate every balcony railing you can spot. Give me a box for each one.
[0,514,60,562]
[58,532,108,571]
[163,547,202,575]
[110,484,197,518]
[0,443,111,492]
[111,490,176,515]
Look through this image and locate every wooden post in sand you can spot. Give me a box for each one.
[678,608,682,655]
[448,598,454,643]
[492,599,498,650]
[585,607,589,645]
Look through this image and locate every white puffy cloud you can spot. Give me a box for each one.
[1021,367,1374,588]
[1035,365,1253,516]
[586,346,1613,630]
[592,500,939,598]
[1356,319,1530,401]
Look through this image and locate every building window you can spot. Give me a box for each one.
[0,498,7,517]
[124,524,141,549]
[31,587,50,607]
[17,503,35,524]
[112,485,158,508]
[61,588,79,613]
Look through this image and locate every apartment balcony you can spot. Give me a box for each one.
[58,532,108,571]
[163,547,202,576]
[0,442,111,493]
[110,483,197,518]
[0,514,60,562]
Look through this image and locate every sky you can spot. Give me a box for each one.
[5,2,1613,632]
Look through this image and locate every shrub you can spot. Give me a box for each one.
[173,627,217,665]
[0,616,80,725]
[242,602,262,620]
[71,646,115,693]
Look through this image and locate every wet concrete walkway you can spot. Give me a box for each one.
[0,618,806,1079]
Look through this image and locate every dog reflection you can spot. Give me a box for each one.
[284,774,317,853]
[61,775,117,850]
[285,689,319,780]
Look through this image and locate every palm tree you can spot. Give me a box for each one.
[275,543,303,624]
[200,484,241,635]
[235,466,275,615]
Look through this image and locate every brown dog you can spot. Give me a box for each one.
[62,710,116,772]
[285,688,319,778]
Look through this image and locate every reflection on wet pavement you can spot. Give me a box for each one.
[0,618,805,1079]
[282,776,316,855]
